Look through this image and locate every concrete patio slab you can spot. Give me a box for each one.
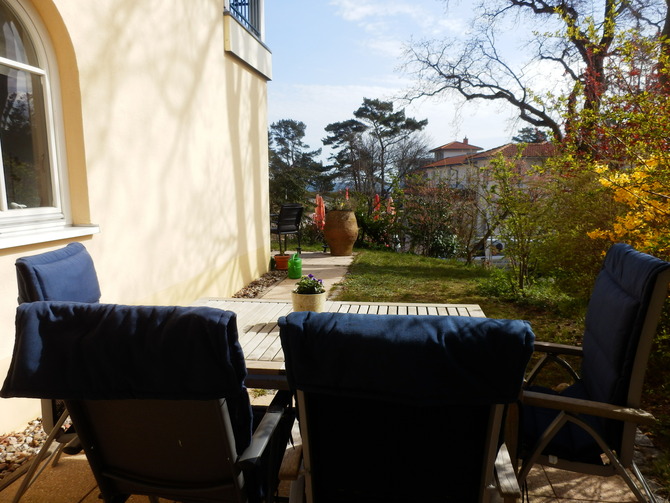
[261,251,354,300]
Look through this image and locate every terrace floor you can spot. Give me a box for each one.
[0,251,662,502]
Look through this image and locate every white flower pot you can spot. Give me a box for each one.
[291,292,327,312]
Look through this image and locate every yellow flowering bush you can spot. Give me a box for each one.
[588,158,670,259]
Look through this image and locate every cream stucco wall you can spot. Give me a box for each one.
[0,0,271,432]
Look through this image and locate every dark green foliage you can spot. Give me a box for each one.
[323,98,428,197]
[512,127,549,143]
[268,119,329,211]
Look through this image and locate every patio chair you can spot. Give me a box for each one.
[3,243,101,501]
[271,204,303,254]
[1,301,294,503]
[518,243,670,502]
[15,242,101,304]
[279,311,535,503]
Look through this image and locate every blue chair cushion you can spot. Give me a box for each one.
[522,244,670,464]
[279,312,535,502]
[581,243,670,405]
[279,312,535,405]
[1,301,253,451]
[15,243,101,303]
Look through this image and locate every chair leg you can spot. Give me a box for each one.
[10,412,69,503]
[564,415,654,503]
[520,412,657,503]
[288,474,305,503]
[631,461,659,503]
[50,443,68,467]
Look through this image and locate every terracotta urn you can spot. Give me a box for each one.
[323,210,358,256]
[291,291,327,312]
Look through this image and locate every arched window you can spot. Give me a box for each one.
[0,0,67,237]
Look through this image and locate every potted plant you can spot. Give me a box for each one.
[292,274,327,312]
[274,254,289,270]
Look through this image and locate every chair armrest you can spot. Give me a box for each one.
[526,342,582,385]
[521,390,656,426]
[494,443,521,499]
[238,390,294,470]
[534,341,583,357]
[237,406,285,469]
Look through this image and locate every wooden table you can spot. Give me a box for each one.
[193,298,486,389]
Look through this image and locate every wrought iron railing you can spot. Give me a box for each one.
[229,0,261,38]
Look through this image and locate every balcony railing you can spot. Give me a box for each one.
[229,0,261,38]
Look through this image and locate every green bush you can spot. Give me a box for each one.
[355,210,397,249]
[477,268,581,316]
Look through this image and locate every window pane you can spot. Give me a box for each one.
[0,64,53,209]
[0,3,38,66]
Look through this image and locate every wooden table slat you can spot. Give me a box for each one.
[195,298,485,389]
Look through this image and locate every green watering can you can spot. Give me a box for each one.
[288,253,302,279]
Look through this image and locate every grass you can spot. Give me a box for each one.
[270,235,327,254]
[334,248,669,494]
[336,249,584,345]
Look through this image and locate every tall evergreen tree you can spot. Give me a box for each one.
[268,119,328,211]
[324,98,428,198]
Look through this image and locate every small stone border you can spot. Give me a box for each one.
[233,270,287,298]
[0,419,47,486]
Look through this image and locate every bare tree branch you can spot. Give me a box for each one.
[403,0,669,145]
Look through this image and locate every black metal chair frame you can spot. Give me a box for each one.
[270,204,303,255]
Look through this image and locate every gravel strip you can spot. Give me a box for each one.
[232,270,287,298]
[0,419,46,483]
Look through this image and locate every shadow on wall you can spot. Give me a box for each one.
[59,1,269,304]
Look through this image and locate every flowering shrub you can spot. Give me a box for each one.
[293,274,325,294]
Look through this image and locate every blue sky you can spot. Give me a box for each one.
[264,0,526,160]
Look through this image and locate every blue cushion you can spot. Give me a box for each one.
[582,243,670,404]
[279,312,535,405]
[522,244,670,464]
[15,243,101,303]
[1,301,252,451]
[279,311,535,501]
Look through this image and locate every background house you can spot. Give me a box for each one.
[419,138,483,187]
[0,0,272,432]
[419,139,555,187]
[418,139,556,252]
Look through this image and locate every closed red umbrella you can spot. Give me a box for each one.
[314,194,326,231]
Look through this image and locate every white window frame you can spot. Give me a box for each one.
[0,0,98,249]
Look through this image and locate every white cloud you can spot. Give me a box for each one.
[328,0,468,60]
[362,37,404,59]
[269,82,401,159]
[330,0,418,23]
[268,81,518,163]
[267,0,522,162]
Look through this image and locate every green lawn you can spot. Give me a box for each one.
[335,249,584,345]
